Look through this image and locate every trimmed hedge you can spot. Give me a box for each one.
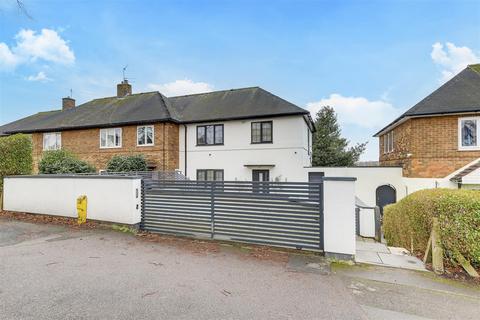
[106,154,147,172]
[39,150,96,174]
[383,189,480,265]
[0,134,33,192]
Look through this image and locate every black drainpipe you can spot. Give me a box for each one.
[184,124,187,177]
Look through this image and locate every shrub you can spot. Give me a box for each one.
[38,150,96,174]
[383,188,480,265]
[106,154,148,172]
[0,134,33,192]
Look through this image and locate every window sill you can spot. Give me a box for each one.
[137,144,155,147]
[251,142,273,144]
[458,147,480,151]
[196,143,224,147]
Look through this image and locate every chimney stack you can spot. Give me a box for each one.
[117,79,132,98]
[62,97,75,111]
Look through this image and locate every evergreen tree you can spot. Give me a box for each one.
[312,106,367,166]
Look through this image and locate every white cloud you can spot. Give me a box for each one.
[147,79,214,97]
[26,71,51,82]
[306,93,399,128]
[0,43,20,70]
[0,28,75,71]
[431,42,480,82]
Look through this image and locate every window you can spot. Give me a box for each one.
[383,131,394,154]
[100,128,122,148]
[196,169,224,181]
[43,132,61,150]
[459,117,480,150]
[197,124,223,145]
[137,125,154,146]
[251,121,272,143]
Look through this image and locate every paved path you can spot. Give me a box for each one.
[1,218,479,319]
[356,237,426,271]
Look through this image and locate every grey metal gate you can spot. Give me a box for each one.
[141,180,324,251]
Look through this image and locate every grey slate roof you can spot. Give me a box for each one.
[0,87,311,135]
[169,87,309,123]
[374,64,480,136]
[450,160,480,183]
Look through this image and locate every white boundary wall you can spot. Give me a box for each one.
[304,167,404,206]
[304,167,459,207]
[323,178,356,257]
[3,176,142,225]
[358,207,376,238]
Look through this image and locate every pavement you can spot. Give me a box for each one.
[1,218,479,320]
[356,237,426,271]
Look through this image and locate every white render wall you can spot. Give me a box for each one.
[3,176,142,225]
[323,178,356,257]
[302,167,460,207]
[358,207,376,238]
[303,167,405,207]
[179,115,312,181]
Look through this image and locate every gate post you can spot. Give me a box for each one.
[140,179,145,230]
[210,181,215,238]
[323,177,356,260]
[319,181,324,251]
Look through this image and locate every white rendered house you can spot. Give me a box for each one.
[179,115,313,181]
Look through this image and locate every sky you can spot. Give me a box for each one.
[0,0,479,160]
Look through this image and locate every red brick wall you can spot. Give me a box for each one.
[32,122,179,173]
[379,115,480,178]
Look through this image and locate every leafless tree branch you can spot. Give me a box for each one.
[16,0,33,19]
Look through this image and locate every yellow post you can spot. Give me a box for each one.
[77,195,87,225]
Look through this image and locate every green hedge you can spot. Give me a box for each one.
[39,150,96,174]
[0,134,33,192]
[106,154,147,172]
[383,189,480,265]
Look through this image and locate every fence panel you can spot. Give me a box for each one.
[142,180,323,251]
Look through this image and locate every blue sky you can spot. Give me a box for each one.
[1,0,479,160]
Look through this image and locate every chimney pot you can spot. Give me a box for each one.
[62,97,75,111]
[117,80,132,98]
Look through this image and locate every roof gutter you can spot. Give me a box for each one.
[4,118,181,135]
[4,112,315,135]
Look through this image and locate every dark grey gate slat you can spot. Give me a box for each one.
[141,180,324,251]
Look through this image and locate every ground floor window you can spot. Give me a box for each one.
[196,169,224,181]
[43,132,61,150]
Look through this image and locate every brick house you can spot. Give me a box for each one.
[374,64,480,183]
[0,81,314,181]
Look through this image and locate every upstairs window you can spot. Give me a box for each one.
[100,128,122,148]
[43,132,61,151]
[459,117,480,150]
[251,121,272,143]
[383,131,394,154]
[197,124,224,145]
[137,125,154,146]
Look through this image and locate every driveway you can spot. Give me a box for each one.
[0,218,479,320]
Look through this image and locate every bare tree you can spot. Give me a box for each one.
[16,0,33,19]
